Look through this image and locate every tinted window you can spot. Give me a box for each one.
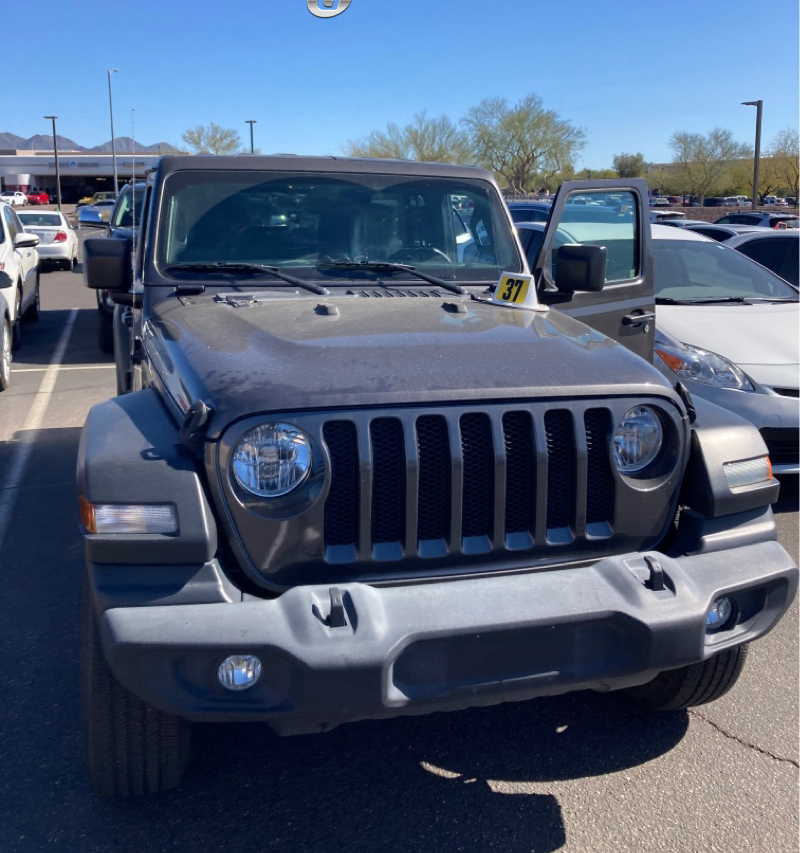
[735,237,796,282]
[112,187,146,228]
[18,212,62,227]
[688,226,731,242]
[3,206,19,240]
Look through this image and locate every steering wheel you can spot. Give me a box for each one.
[389,246,452,263]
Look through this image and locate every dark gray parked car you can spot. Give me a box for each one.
[79,160,798,797]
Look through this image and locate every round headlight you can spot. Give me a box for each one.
[612,406,663,474]
[232,423,312,497]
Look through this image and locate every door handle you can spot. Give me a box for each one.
[622,311,655,327]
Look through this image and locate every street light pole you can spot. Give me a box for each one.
[43,116,62,210]
[108,68,119,195]
[741,100,762,210]
[245,120,257,154]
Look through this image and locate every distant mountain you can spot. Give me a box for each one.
[88,138,182,154]
[22,134,85,151]
[0,131,179,153]
[0,132,26,149]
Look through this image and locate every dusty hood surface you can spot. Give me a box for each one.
[144,292,676,437]
[657,302,800,387]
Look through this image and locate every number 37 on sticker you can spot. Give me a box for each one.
[491,272,546,312]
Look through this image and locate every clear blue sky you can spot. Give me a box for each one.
[9,0,799,169]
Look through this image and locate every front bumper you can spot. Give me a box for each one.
[94,540,797,734]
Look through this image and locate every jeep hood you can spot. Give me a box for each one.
[145,293,675,438]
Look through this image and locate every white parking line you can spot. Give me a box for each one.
[0,308,78,551]
[13,365,115,373]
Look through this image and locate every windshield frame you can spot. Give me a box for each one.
[151,168,524,287]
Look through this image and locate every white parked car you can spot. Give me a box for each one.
[1,190,28,207]
[0,202,40,350]
[18,210,79,270]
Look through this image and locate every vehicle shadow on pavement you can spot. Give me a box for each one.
[14,307,112,366]
[773,477,799,514]
[95,694,688,853]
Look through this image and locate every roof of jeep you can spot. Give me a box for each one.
[153,154,495,181]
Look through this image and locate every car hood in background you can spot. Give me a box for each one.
[657,302,799,387]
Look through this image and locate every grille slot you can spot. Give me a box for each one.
[322,404,616,562]
[370,418,406,545]
[322,422,359,547]
[544,410,577,535]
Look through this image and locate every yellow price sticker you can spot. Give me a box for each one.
[496,274,530,304]
[492,272,544,311]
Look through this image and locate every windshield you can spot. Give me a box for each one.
[653,238,798,301]
[18,213,62,227]
[112,187,145,228]
[156,169,521,283]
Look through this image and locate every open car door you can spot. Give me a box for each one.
[530,179,655,361]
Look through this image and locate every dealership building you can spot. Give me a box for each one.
[0,150,162,203]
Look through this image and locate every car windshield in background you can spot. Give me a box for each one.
[112,188,145,228]
[18,213,62,227]
[653,238,799,302]
[156,170,522,283]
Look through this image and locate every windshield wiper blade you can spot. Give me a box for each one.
[164,263,330,295]
[656,296,750,305]
[316,261,466,296]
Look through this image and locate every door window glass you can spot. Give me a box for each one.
[551,190,638,283]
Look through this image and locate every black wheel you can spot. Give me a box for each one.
[82,580,191,797]
[11,287,22,350]
[0,317,11,391]
[98,314,114,354]
[625,645,749,711]
[23,274,41,322]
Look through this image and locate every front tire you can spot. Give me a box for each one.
[82,581,191,797]
[23,274,41,322]
[625,645,749,711]
[11,287,22,350]
[0,317,11,391]
[98,314,114,354]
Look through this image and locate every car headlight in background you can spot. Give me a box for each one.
[655,341,754,391]
[612,406,663,473]
[232,423,313,498]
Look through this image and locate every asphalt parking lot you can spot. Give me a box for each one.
[0,232,796,853]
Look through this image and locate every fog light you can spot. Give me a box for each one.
[706,597,733,631]
[218,655,262,691]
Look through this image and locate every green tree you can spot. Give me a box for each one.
[345,112,474,164]
[764,128,799,199]
[461,94,585,195]
[668,129,751,202]
[181,122,242,155]
[613,152,647,178]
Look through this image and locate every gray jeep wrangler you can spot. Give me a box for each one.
[79,156,797,797]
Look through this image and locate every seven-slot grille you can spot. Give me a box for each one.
[322,404,616,562]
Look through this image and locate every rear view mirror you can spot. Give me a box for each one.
[78,207,108,230]
[555,244,606,292]
[14,233,39,249]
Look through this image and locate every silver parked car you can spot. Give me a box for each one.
[516,221,799,474]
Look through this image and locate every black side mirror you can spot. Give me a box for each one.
[555,244,607,292]
[83,237,132,292]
